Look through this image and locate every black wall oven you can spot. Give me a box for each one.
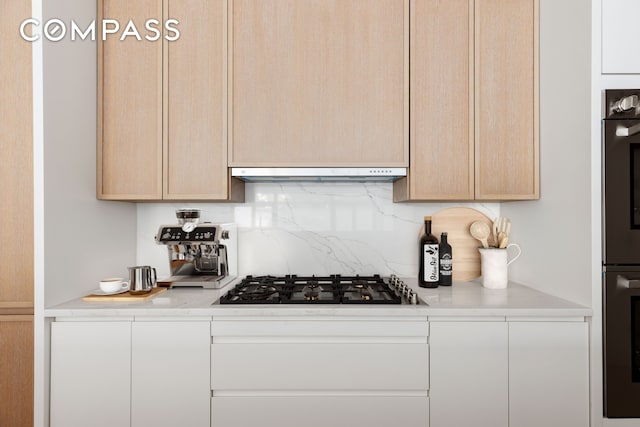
[603,89,640,418]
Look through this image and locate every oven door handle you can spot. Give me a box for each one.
[619,275,640,288]
[616,123,640,137]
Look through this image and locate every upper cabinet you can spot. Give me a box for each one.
[228,0,409,167]
[0,0,33,310]
[475,0,538,200]
[98,0,243,201]
[98,0,162,200]
[99,0,537,201]
[602,0,640,74]
[394,0,538,201]
[399,0,474,201]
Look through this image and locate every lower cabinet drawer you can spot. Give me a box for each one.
[211,340,429,391]
[211,396,429,427]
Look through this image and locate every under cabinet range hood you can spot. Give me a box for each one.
[231,167,407,182]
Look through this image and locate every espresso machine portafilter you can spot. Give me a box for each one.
[155,209,237,289]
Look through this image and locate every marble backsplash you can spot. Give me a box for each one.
[137,183,499,279]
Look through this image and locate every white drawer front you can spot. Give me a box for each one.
[211,320,429,337]
[212,340,428,390]
[211,396,429,427]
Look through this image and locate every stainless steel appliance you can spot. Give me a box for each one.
[603,89,640,418]
[231,167,406,182]
[219,274,419,305]
[155,210,237,289]
[128,265,157,294]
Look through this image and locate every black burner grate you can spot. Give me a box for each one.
[219,274,402,305]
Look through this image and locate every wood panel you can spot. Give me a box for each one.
[98,0,163,199]
[475,0,539,199]
[400,0,473,201]
[0,0,33,306]
[165,0,231,199]
[82,287,166,301]
[430,207,493,281]
[230,0,408,167]
[0,316,34,427]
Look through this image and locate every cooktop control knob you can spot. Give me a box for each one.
[389,275,418,305]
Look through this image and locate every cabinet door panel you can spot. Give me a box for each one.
[50,322,131,427]
[602,0,640,73]
[165,0,229,199]
[212,396,429,427]
[475,0,538,199]
[230,0,408,167]
[0,0,33,307]
[429,322,508,427]
[406,0,473,200]
[98,0,163,199]
[509,322,589,427]
[212,340,428,390]
[132,322,210,427]
[0,317,33,427]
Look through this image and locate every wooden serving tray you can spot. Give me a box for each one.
[82,287,167,301]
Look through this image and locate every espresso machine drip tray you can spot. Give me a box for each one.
[158,274,235,289]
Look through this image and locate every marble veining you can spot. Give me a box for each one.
[137,182,499,279]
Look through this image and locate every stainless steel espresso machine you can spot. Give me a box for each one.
[155,209,237,289]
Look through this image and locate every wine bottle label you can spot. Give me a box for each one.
[440,253,452,276]
[423,244,439,282]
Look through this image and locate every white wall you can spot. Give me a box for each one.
[501,0,592,307]
[42,0,137,307]
[37,1,136,424]
[137,184,499,279]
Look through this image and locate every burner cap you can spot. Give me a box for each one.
[304,291,320,301]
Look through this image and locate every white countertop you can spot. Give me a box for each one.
[44,278,591,319]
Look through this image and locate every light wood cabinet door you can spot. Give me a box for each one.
[229,0,409,167]
[132,321,210,427]
[429,321,508,427]
[164,0,233,200]
[396,0,538,202]
[98,0,163,200]
[0,0,33,310]
[0,316,33,427]
[50,322,131,427]
[395,0,473,201]
[475,0,539,199]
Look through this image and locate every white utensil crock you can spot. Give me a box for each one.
[478,244,522,289]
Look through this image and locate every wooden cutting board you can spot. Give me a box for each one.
[82,287,167,301]
[427,207,494,282]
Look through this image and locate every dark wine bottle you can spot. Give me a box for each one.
[439,232,453,286]
[418,216,439,288]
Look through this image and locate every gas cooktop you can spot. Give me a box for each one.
[218,274,419,305]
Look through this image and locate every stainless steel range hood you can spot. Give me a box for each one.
[231,167,407,182]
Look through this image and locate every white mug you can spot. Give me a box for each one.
[99,278,129,293]
[478,244,522,289]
